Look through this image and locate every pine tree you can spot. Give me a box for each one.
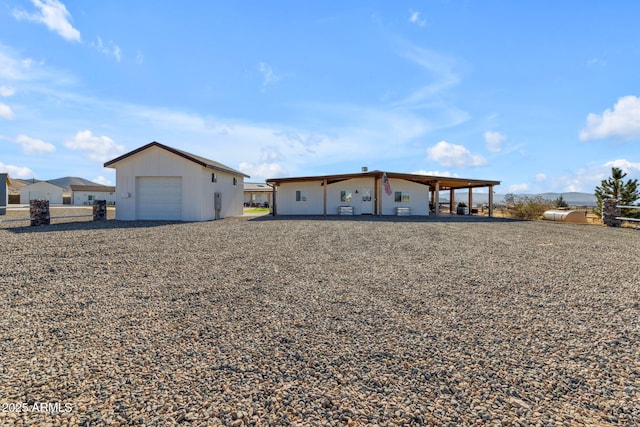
[594,167,640,218]
[554,194,569,208]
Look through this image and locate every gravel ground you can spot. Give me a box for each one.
[0,215,639,426]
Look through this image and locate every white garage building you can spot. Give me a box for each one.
[19,181,64,204]
[104,141,249,221]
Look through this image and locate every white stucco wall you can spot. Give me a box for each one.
[111,146,244,221]
[73,191,117,205]
[276,181,325,215]
[19,182,64,204]
[199,169,244,220]
[275,177,430,216]
[378,178,429,216]
[325,177,376,215]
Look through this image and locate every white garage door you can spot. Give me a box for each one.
[136,177,182,220]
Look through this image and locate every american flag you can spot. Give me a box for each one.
[382,172,392,195]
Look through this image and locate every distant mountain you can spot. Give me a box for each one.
[9,177,107,194]
[536,192,598,207]
[48,177,105,193]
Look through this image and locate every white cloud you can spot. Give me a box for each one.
[13,0,81,42]
[14,134,56,154]
[586,57,606,67]
[0,86,15,97]
[64,130,125,162]
[392,43,462,107]
[508,183,529,193]
[412,169,458,177]
[426,141,487,168]
[0,103,15,119]
[238,161,286,181]
[91,37,122,62]
[136,51,144,65]
[484,131,506,152]
[258,62,280,88]
[0,46,43,82]
[603,159,640,172]
[535,159,640,193]
[408,10,426,27]
[580,96,640,141]
[534,173,547,182]
[93,176,112,186]
[0,162,33,179]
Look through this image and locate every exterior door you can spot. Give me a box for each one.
[361,188,373,214]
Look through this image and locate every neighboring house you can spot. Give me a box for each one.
[0,173,8,215]
[70,185,117,205]
[104,141,249,221]
[244,182,272,207]
[19,181,64,204]
[266,170,500,216]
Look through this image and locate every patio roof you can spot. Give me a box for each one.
[266,170,500,217]
[266,170,500,191]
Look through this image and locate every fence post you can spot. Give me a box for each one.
[602,198,621,227]
[93,200,107,221]
[30,199,50,226]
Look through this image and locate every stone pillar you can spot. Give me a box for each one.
[30,199,50,226]
[93,200,107,221]
[602,198,621,227]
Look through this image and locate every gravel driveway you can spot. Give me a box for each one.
[1,216,639,426]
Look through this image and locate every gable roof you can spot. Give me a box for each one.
[104,141,250,178]
[21,181,65,191]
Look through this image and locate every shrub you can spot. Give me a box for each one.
[506,195,554,220]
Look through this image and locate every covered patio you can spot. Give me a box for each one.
[266,170,500,217]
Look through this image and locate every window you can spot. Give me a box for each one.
[296,190,307,202]
[394,191,410,202]
[211,173,217,182]
[233,177,238,185]
[340,191,352,203]
[88,195,94,201]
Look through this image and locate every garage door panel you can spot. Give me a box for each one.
[136,177,182,220]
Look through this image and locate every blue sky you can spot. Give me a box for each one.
[1,1,639,194]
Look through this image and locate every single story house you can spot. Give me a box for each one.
[244,182,272,207]
[0,173,8,215]
[104,141,249,221]
[266,170,500,216]
[70,185,117,206]
[19,181,64,204]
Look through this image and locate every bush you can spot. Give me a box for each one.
[505,195,554,220]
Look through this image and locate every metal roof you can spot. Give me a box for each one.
[104,141,250,178]
[266,170,500,190]
[70,185,116,192]
[244,182,271,192]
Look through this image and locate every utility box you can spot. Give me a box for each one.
[0,173,7,216]
[214,192,222,219]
